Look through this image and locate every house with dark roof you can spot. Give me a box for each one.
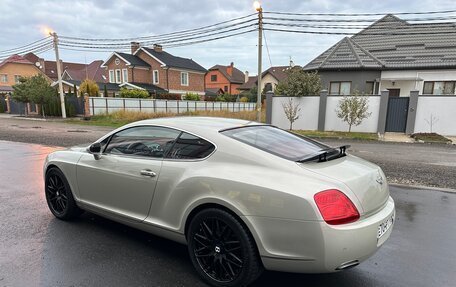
[238,65,292,93]
[102,43,207,96]
[23,52,105,82]
[304,14,456,97]
[205,63,246,95]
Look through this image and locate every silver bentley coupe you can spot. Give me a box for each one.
[43,117,395,287]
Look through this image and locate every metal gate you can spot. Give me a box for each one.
[385,97,409,132]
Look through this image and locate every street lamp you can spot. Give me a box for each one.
[254,1,263,122]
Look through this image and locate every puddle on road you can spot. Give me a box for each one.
[66,130,89,133]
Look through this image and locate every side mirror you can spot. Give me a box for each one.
[88,143,102,160]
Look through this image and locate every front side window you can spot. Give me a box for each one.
[181,72,189,86]
[104,126,181,158]
[222,125,329,161]
[166,132,215,160]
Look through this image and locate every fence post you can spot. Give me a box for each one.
[377,90,390,136]
[265,91,274,124]
[165,100,168,113]
[177,101,180,114]
[406,90,419,135]
[105,98,108,114]
[139,99,142,112]
[318,90,328,131]
[205,101,207,111]
[153,99,156,113]
[91,97,95,116]
[187,101,189,112]
[123,99,126,111]
[195,101,197,111]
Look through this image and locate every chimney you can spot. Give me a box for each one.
[244,71,249,83]
[153,44,163,52]
[227,62,234,76]
[131,42,140,54]
[39,58,45,71]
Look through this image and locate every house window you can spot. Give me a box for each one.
[366,81,375,95]
[423,81,456,95]
[109,70,115,83]
[181,72,189,86]
[115,69,121,84]
[329,81,351,95]
[122,69,128,83]
[14,75,21,84]
[153,70,159,84]
[0,74,7,83]
[224,85,228,92]
[211,74,217,82]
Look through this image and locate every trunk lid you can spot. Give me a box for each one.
[299,155,389,215]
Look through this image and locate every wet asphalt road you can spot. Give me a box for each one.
[0,140,455,287]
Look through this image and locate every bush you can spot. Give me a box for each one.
[119,88,150,98]
[155,93,182,100]
[183,92,201,101]
[79,79,99,97]
[240,96,249,102]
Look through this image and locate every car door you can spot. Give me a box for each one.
[76,126,181,222]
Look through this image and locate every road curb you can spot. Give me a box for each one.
[389,183,456,193]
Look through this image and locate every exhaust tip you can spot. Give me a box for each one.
[336,260,359,271]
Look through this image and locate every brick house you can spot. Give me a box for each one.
[0,54,51,113]
[205,63,246,95]
[102,43,206,96]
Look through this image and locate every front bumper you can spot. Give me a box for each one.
[243,196,395,273]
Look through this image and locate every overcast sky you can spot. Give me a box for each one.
[1,0,455,75]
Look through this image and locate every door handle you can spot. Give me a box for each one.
[140,169,157,177]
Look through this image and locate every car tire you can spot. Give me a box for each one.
[45,167,83,220]
[187,208,263,287]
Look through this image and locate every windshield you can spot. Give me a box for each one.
[221,125,330,161]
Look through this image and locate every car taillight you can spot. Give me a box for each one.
[314,189,360,225]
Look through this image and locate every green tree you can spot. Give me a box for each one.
[336,92,372,132]
[12,74,55,117]
[103,84,108,97]
[275,69,322,96]
[119,88,150,98]
[79,79,99,97]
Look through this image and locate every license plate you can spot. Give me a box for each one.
[377,214,394,240]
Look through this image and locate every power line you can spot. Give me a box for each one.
[263,15,456,23]
[59,13,257,42]
[0,36,51,54]
[263,30,273,68]
[0,41,54,58]
[264,9,456,16]
[263,27,456,36]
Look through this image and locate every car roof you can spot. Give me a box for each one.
[133,117,261,133]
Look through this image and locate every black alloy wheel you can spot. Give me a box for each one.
[187,208,263,287]
[45,167,82,220]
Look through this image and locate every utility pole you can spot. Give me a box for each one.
[255,1,263,122]
[51,32,66,118]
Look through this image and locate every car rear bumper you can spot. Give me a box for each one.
[244,196,395,273]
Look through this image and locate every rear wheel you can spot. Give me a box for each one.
[45,167,82,220]
[187,208,263,287]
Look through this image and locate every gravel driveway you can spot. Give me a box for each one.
[1,116,455,189]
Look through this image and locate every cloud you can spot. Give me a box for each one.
[1,0,455,73]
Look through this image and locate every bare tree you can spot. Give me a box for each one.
[336,93,372,132]
[424,114,439,133]
[282,98,301,130]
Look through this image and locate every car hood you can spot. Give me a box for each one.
[298,155,389,216]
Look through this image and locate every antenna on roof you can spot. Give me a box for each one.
[289,56,295,67]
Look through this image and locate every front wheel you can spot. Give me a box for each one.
[187,208,263,287]
[45,167,82,220]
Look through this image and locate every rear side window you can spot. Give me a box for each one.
[221,125,328,161]
[166,132,215,160]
